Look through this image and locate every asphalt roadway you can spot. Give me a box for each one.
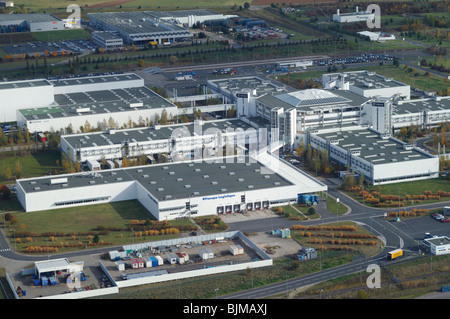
[1,175,449,299]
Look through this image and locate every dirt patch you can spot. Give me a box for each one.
[87,0,134,8]
[246,231,302,260]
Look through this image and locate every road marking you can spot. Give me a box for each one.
[0,248,11,252]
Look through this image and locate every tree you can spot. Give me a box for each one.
[15,159,21,179]
[244,2,250,9]
[5,165,12,181]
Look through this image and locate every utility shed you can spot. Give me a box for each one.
[34,258,71,279]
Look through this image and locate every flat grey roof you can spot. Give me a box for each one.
[49,73,140,87]
[62,119,255,149]
[426,236,450,246]
[148,9,221,18]
[126,157,293,201]
[17,156,293,201]
[88,11,189,36]
[0,79,52,90]
[19,86,176,120]
[0,13,61,23]
[208,76,288,97]
[315,127,432,164]
[325,71,409,89]
[393,97,450,116]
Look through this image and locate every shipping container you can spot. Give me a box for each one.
[131,258,144,269]
[167,254,177,265]
[199,248,214,260]
[229,245,244,256]
[116,261,125,271]
[175,252,185,264]
[48,277,57,286]
[442,285,450,292]
[150,256,158,267]
[41,276,48,286]
[155,256,164,265]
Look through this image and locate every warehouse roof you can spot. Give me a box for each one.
[208,76,288,97]
[49,73,140,87]
[148,9,222,19]
[326,70,409,90]
[124,156,293,201]
[0,13,61,23]
[17,156,294,201]
[393,97,450,115]
[61,119,255,149]
[88,11,189,36]
[19,85,176,120]
[0,79,52,91]
[314,127,432,165]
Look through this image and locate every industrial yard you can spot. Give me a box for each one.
[7,230,274,299]
[104,235,261,283]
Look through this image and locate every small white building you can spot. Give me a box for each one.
[425,236,450,256]
[358,31,395,42]
[332,7,375,23]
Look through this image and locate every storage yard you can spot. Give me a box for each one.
[8,231,273,299]
[105,234,264,284]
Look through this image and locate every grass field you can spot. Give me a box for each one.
[3,200,196,253]
[0,150,61,185]
[343,177,450,208]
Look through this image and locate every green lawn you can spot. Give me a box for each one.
[0,150,61,185]
[4,200,197,253]
[31,29,92,42]
[344,177,450,208]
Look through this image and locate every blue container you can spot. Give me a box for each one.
[33,279,40,286]
[41,276,48,286]
[48,277,57,286]
[442,285,450,292]
[150,257,158,267]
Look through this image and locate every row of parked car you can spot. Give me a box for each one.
[313,53,397,66]
[432,212,450,223]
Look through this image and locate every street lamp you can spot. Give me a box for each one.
[336,198,339,222]
[215,288,219,299]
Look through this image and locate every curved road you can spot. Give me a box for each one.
[1,171,448,299]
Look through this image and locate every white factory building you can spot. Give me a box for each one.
[306,125,439,185]
[16,153,327,220]
[322,70,411,100]
[60,118,260,163]
[332,6,375,23]
[14,73,178,133]
[0,13,65,32]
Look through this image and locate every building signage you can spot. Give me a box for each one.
[202,194,235,201]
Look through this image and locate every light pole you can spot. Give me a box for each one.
[336,198,339,223]
[214,288,219,299]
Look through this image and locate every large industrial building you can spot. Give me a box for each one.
[0,13,65,33]
[88,11,192,46]
[87,10,235,46]
[60,118,259,163]
[14,73,178,133]
[307,125,439,185]
[322,70,411,100]
[16,153,327,220]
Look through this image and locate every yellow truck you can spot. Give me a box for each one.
[388,249,403,260]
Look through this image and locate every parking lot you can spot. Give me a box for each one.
[2,39,97,57]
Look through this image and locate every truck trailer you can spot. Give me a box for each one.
[387,249,403,260]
